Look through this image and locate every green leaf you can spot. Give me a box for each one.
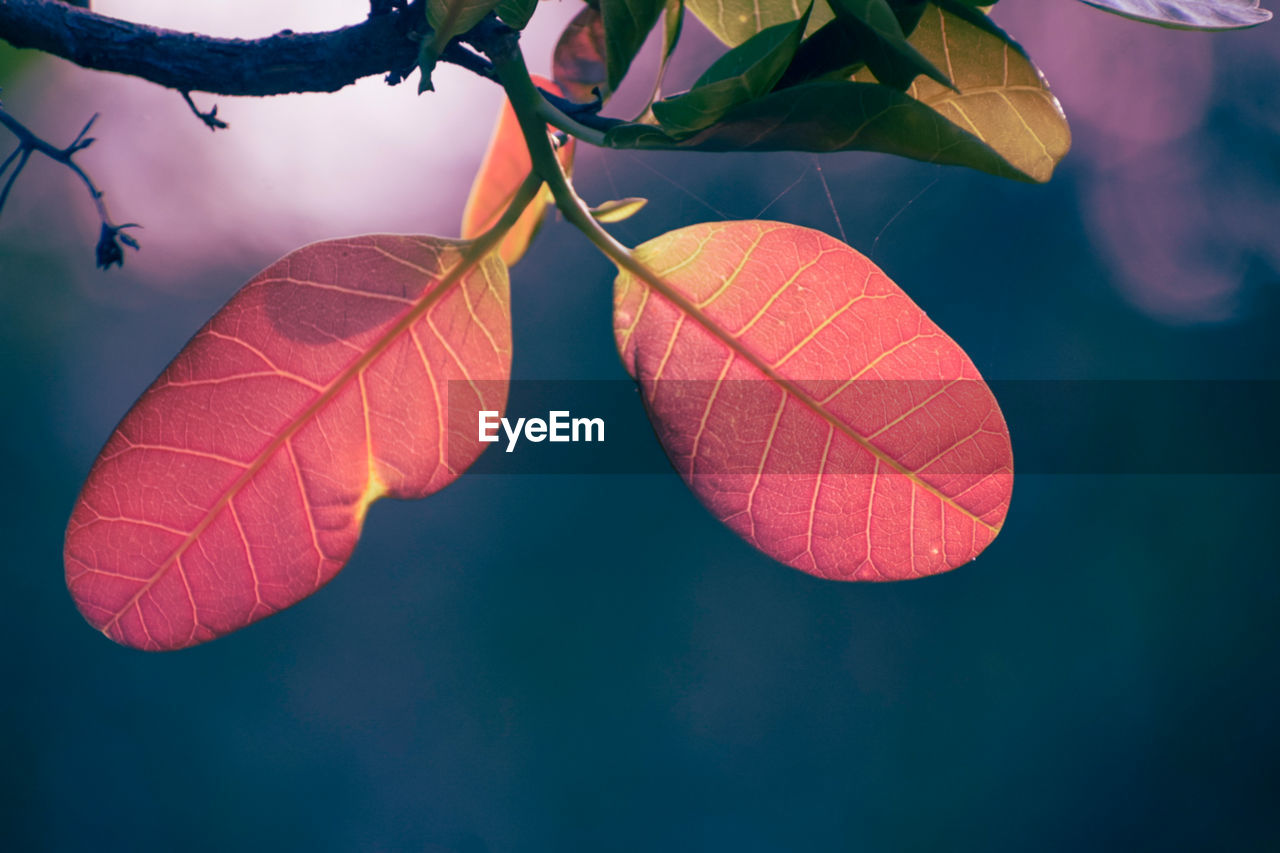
[418,42,440,93]
[590,197,650,221]
[606,80,1031,180]
[685,0,833,45]
[852,4,1070,182]
[663,0,686,67]
[775,19,868,89]
[886,0,991,33]
[496,0,539,28]
[421,0,504,90]
[775,0,950,90]
[600,0,667,89]
[827,0,953,90]
[887,0,930,33]
[652,8,810,134]
[642,0,687,114]
[1076,0,1271,29]
[606,3,1069,182]
[929,0,1004,36]
[427,0,503,39]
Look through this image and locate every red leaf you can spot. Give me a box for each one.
[614,221,1012,580]
[553,6,611,104]
[65,236,510,650]
[460,76,573,267]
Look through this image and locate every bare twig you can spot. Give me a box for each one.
[180,91,228,131]
[0,104,139,268]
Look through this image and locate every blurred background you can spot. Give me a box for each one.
[2,1,1278,850]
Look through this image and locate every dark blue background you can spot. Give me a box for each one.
[3,4,1278,851]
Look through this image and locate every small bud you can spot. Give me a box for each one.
[95,223,141,270]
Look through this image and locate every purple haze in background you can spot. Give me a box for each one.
[996,1,1278,323]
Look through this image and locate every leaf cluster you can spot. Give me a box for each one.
[24,0,1271,649]
[525,0,1266,182]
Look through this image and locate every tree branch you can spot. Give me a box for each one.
[0,0,443,96]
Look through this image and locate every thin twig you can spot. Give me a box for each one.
[180,91,228,131]
[0,103,139,268]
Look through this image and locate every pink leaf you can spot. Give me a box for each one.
[65,236,509,649]
[614,221,1012,580]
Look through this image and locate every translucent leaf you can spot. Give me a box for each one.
[614,221,1012,579]
[66,237,511,649]
[590,197,649,221]
[606,80,1037,181]
[685,0,833,44]
[652,9,809,134]
[852,4,1071,182]
[461,77,574,266]
[600,0,667,88]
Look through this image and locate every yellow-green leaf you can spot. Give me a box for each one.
[605,80,1030,182]
[828,0,953,89]
[685,0,832,45]
[496,0,539,28]
[425,0,504,64]
[853,4,1070,182]
[420,0,504,90]
[600,0,667,89]
[653,8,809,134]
[590,197,649,222]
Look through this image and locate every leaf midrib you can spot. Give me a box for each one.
[101,239,489,635]
[627,226,1002,533]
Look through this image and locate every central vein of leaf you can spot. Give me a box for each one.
[629,257,1001,533]
[101,174,543,633]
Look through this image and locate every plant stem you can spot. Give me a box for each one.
[491,45,636,267]
[493,42,719,337]
[0,108,111,222]
[534,98,608,147]
[492,40,760,390]
[471,171,543,249]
